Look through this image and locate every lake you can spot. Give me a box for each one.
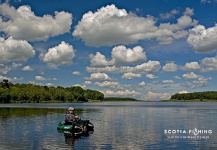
[0,102,217,150]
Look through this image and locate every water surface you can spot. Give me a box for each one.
[0,102,217,150]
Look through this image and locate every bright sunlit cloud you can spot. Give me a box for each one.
[0,1,217,100]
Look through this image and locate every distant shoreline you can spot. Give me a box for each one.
[2,99,217,103]
[161,99,217,102]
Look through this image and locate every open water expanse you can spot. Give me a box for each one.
[0,102,217,150]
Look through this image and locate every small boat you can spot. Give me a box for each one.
[57,120,94,135]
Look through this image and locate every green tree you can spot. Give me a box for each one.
[1,79,11,103]
[0,88,10,103]
[67,86,84,102]
[84,89,104,101]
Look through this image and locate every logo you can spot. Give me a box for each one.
[164,128,212,139]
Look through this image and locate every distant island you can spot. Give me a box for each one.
[162,91,217,102]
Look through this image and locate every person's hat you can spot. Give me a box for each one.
[68,107,74,111]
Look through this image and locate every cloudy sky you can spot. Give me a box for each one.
[0,0,217,100]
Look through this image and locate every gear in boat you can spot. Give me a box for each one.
[57,120,94,135]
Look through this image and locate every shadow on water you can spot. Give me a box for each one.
[0,107,65,118]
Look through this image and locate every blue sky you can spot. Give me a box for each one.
[1,0,217,100]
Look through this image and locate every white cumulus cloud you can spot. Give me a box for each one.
[73,4,196,46]
[121,72,142,79]
[104,89,140,97]
[178,90,189,94]
[160,9,179,19]
[87,73,112,81]
[111,45,146,66]
[84,81,92,85]
[183,72,199,80]
[0,36,35,63]
[162,62,178,72]
[41,41,75,67]
[187,24,217,52]
[72,71,81,75]
[22,65,33,71]
[146,74,158,79]
[35,75,57,81]
[35,76,46,81]
[0,64,11,74]
[201,55,217,72]
[162,80,174,84]
[94,81,120,88]
[89,52,112,67]
[0,75,23,81]
[134,60,161,73]
[0,3,72,41]
[12,62,22,68]
[181,62,201,70]
[142,91,171,100]
[89,45,146,67]
[139,81,146,86]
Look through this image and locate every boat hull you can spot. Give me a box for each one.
[57,120,94,135]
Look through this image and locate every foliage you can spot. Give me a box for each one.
[104,97,137,101]
[0,81,104,103]
[66,86,85,102]
[84,89,104,101]
[170,91,217,101]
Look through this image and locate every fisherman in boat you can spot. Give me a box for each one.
[62,107,80,125]
[57,107,94,133]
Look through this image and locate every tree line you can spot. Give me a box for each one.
[170,91,217,101]
[104,97,137,101]
[0,79,104,103]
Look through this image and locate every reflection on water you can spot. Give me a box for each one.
[0,102,217,149]
[64,134,80,147]
[0,107,65,117]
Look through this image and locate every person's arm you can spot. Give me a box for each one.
[65,114,71,122]
[74,114,80,120]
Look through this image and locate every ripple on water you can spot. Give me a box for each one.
[1,103,217,149]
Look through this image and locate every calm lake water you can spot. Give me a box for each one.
[0,102,217,150]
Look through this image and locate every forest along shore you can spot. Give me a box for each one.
[0,80,138,103]
[0,80,103,103]
[163,91,217,102]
